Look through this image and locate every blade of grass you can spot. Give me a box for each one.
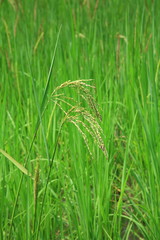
[0,149,32,178]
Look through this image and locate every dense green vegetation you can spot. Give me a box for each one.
[0,0,160,239]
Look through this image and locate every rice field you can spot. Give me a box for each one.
[0,0,160,239]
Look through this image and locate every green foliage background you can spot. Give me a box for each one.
[0,0,160,239]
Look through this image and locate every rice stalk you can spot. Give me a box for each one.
[33,159,40,232]
[2,18,12,55]
[33,31,44,54]
[14,14,19,37]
